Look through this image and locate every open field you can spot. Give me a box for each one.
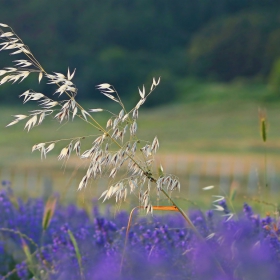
[2,95,280,162]
[1,86,280,213]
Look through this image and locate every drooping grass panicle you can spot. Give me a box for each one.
[1,23,181,212]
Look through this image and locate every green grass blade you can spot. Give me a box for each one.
[68,229,84,279]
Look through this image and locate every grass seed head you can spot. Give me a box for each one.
[258,108,267,143]
[42,196,57,231]
[1,23,182,214]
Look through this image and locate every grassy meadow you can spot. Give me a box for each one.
[1,81,280,214]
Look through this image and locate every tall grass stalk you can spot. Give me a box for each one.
[0,228,39,249]
[258,108,269,215]
[0,23,189,225]
[68,229,84,280]
[120,202,227,277]
[21,238,37,278]
[120,204,181,274]
[259,108,268,189]
[0,23,229,277]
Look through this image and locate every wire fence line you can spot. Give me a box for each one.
[1,154,280,201]
[159,154,280,197]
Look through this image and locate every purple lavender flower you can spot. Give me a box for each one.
[16,261,29,279]
[1,190,280,279]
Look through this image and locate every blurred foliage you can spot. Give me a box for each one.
[0,0,280,105]
[189,11,280,81]
[268,58,280,95]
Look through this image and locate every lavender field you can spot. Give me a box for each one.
[0,183,280,280]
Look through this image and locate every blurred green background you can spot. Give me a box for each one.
[1,0,280,212]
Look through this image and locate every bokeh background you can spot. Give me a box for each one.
[1,0,280,210]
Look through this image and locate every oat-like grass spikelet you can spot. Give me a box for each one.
[0,23,192,225]
[1,23,206,242]
[0,22,167,206]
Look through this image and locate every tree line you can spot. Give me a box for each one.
[1,0,280,104]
